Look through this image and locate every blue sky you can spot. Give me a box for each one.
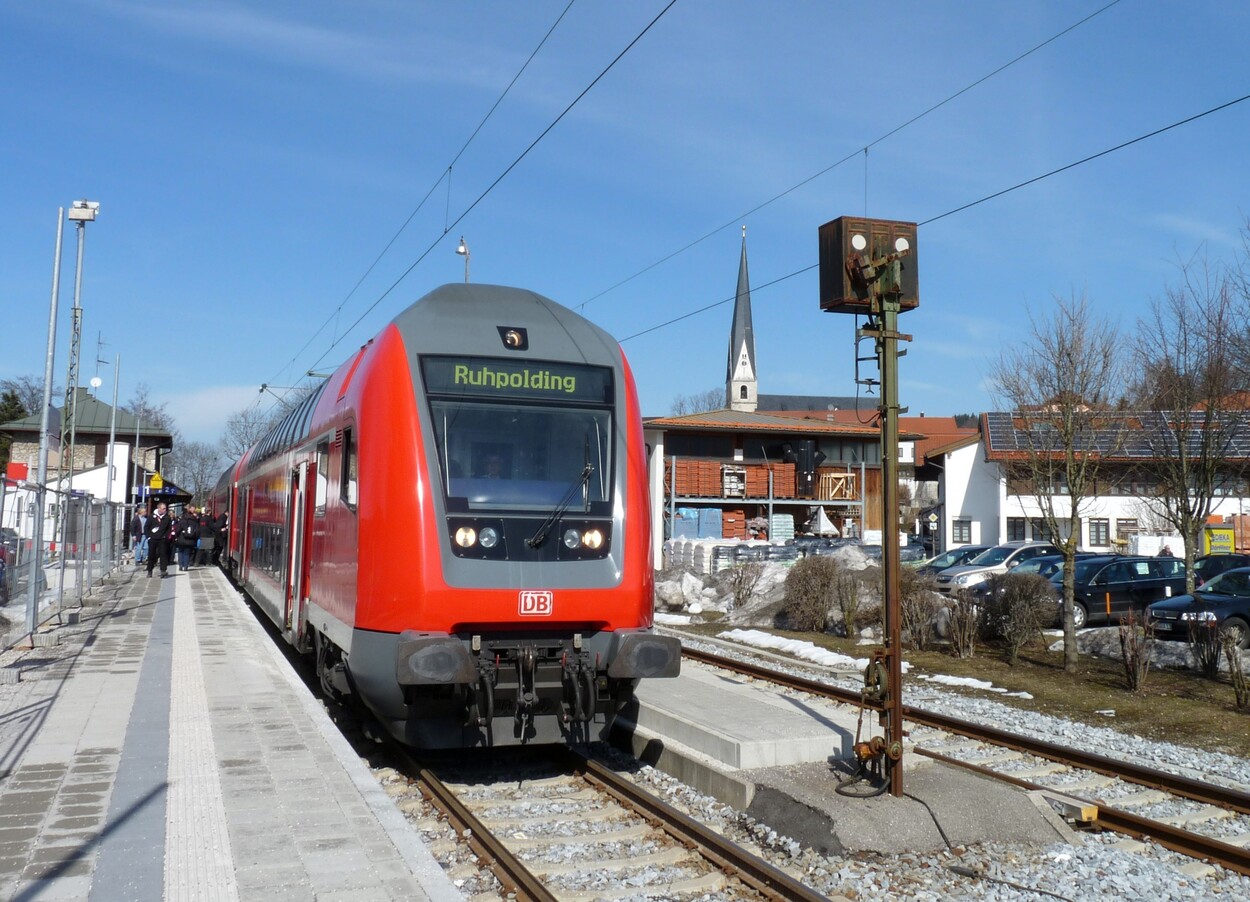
[2,1,1248,445]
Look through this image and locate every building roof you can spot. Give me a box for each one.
[756,393,876,412]
[0,387,172,442]
[645,407,883,436]
[982,410,1250,462]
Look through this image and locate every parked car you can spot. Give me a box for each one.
[1052,555,1187,629]
[934,541,1061,594]
[967,552,1103,605]
[1193,553,1250,588]
[914,545,992,578]
[1148,567,1250,648]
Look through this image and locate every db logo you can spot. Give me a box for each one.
[518,590,554,616]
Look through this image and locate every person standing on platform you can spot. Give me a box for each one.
[194,508,214,567]
[173,506,199,571]
[129,505,148,569]
[145,502,173,578]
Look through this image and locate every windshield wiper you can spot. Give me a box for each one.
[527,464,594,548]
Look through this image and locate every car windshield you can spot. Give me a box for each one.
[1200,569,1250,597]
[969,546,1013,566]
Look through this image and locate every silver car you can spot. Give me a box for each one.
[934,541,1061,593]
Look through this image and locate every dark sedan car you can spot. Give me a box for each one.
[1193,554,1250,587]
[1052,555,1187,629]
[1148,567,1250,648]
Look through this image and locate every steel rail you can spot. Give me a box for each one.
[559,746,829,902]
[402,753,557,902]
[681,646,1250,816]
[917,747,1250,877]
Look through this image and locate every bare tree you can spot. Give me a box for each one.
[219,383,323,462]
[990,295,1124,674]
[670,387,725,416]
[1131,253,1250,593]
[220,404,273,462]
[121,382,181,442]
[0,374,59,414]
[165,440,226,501]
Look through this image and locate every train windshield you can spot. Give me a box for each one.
[422,357,615,512]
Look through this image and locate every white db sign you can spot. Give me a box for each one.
[519,591,554,617]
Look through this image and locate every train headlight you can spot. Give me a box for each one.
[581,528,604,550]
[563,528,581,550]
[479,526,499,549]
[455,526,477,548]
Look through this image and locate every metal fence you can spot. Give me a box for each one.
[1,480,126,650]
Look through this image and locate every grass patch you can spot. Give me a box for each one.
[677,621,1250,759]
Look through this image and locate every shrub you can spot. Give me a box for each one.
[898,568,943,651]
[833,569,863,637]
[1188,619,1223,680]
[980,573,1055,665]
[725,561,765,612]
[1119,608,1154,692]
[781,556,839,632]
[1224,633,1250,710]
[947,590,980,659]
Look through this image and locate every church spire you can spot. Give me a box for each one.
[726,226,758,412]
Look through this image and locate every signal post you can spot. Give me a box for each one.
[818,216,918,798]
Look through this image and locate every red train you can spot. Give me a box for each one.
[209,284,680,748]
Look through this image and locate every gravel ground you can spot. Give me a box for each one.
[654,629,1250,901]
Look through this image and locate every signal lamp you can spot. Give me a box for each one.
[455,526,477,548]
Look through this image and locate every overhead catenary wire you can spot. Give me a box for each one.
[259,0,579,399]
[286,0,680,402]
[619,92,1250,344]
[577,0,1125,311]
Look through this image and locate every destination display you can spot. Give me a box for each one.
[422,356,613,404]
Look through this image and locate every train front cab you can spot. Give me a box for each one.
[332,321,679,748]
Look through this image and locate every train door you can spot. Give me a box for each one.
[285,461,312,647]
[239,487,253,583]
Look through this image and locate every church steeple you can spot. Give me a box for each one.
[726,226,758,412]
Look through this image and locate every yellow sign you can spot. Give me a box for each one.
[150,473,164,490]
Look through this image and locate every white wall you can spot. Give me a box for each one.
[939,440,1000,549]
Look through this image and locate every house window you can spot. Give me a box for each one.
[1007,517,1026,542]
[1116,518,1138,540]
[1089,518,1110,547]
[952,519,972,544]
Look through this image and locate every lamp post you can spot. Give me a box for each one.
[455,236,470,283]
[26,208,67,635]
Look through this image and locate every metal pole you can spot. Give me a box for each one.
[27,208,65,635]
[106,355,119,569]
[876,286,906,798]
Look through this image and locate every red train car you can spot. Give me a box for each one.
[209,284,679,747]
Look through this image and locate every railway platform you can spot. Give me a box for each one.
[0,565,462,902]
[620,644,1076,855]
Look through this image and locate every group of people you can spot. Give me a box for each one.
[129,502,228,579]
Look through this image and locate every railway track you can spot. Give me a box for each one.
[398,745,828,902]
[680,644,1250,878]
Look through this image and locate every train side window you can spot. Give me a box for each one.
[341,428,358,510]
[315,441,329,516]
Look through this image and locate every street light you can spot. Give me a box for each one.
[455,236,470,283]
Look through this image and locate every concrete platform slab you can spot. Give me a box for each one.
[631,657,860,768]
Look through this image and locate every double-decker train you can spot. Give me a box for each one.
[208,283,680,748]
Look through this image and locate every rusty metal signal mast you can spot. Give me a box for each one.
[818,216,918,798]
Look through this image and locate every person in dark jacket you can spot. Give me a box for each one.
[173,506,199,571]
[145,502,174,578]
[194,509,214,567]
[211,512,227,565]
[129,505,148,569]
